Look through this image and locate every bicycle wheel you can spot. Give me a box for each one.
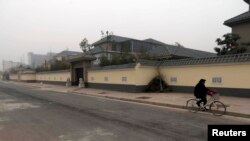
[209,101,226,116]
[186,99,199,113]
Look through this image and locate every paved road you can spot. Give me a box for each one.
[0,81,249,141]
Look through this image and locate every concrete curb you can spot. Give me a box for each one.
[72,91,250,119]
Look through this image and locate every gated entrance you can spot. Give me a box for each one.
[68,54,96,86]
[75,68,83,86]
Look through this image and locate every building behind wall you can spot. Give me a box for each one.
[224,0,250,51]
[87,35,216,66]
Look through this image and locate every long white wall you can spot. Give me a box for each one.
[160,63,250,89]
[9,70,70,83]
[36,70,70,82]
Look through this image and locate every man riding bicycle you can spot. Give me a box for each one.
[187,82,226,115]
[194,79,209,110]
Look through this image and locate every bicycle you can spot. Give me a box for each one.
[186,90,226,116]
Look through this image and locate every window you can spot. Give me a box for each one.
[212,77,222,84]
[91,77,95,81]
[170,77,177,83]
[104,77,108,82]
[122,77,127,82]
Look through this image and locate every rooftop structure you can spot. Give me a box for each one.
[224,0,250,51]
[160,53,250,66]
[224,0,250,27]
[87,35,215,64]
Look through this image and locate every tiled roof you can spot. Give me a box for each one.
[138,59,160,66]
[165,45,216,58]
[86,53,250,70]
[224,0,250,26]
[92,35,132,46]
[88,63,136,70]
[139,53,250,67]
[143,38,166,45]
[68,54,96,62]
[224,11,250,27]
[160,53,250,66]
[55,50,82,57]
[147,45,172,58]
[145,39,216,58]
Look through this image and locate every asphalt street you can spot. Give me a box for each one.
[0,81,249,141]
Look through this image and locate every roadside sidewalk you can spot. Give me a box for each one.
[6,81,250,118]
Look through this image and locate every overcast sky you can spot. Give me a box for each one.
[0,0,248,70]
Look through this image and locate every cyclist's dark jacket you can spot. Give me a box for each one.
[194,82,208,98]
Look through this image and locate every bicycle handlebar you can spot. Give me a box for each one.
[207,89,217,96]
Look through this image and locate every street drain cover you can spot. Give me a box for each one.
[136,96,151,99]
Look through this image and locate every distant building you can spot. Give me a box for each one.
[224,0,250,51]
[2,60,22,72]
[28,52,56,68]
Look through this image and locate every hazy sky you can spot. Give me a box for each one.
[0,0,248,70]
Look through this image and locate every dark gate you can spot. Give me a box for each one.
[75,68,84,86]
